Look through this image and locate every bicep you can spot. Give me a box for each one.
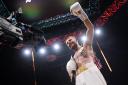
[84,19,94,45]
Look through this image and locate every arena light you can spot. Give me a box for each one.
[26,0,31,3]
[38,47,47,55]
[80,35,87,43]
[95,29,102,36]
[23,48,31,56]
[53,43,61,51]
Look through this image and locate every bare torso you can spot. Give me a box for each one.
[73,46,95,75]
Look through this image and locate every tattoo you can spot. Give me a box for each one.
[80,49,87,57]
[80,43,92,57]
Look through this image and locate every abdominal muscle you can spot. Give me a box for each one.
[75,47,94,64]
[78,53,93,62]
[74,47,95,75]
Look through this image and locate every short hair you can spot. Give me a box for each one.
[63,31,81,43]
[63,33,75,42]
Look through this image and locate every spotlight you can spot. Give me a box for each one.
[38,47,47,55]
[53,43,61,51]
[95,29,102,36]
[23,48,31,56]
[26,0,31,3]
[80,35,87,43]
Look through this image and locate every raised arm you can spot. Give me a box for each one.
[70,2,94,46]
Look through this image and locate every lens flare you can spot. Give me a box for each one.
[22,4,41,19]
[62,0,78,8]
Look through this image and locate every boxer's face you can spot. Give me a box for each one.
[65,36,77,49]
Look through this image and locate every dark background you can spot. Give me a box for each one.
[0,0,128,85]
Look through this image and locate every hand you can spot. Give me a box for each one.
[70,2,82,16]
[70,2,88,21]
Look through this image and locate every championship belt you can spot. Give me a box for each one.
[76,65,88,75]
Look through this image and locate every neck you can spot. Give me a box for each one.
[74,44,81,52]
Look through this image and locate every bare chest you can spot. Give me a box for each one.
[74,47,94,65]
